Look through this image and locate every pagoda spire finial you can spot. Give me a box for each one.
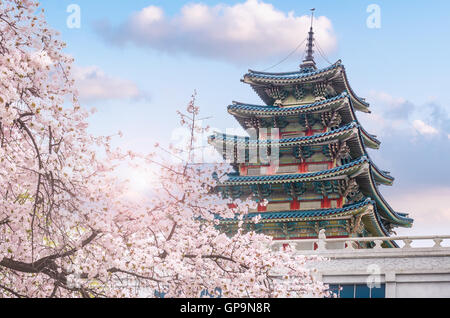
[300,8,317,70]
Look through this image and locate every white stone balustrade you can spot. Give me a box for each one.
[270,235,450,298]
[271,235,450,253]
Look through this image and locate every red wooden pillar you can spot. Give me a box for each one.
[322,197,331,209]
[257,204,267,212]
[290,199,300,210]
[299,162,307,173]
[337,197,343,208]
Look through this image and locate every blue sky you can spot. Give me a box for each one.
[40,0,450,237]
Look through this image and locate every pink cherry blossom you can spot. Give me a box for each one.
[0,0,330,298]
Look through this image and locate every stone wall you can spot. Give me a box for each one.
[272,235,450,298]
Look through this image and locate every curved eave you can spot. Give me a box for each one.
[217,156,410,227]
[220,157,369,186]
[243,62,342,106]
[229,94,359,130]
[228,93,349,117]
[209,122,378,161]
[370,164,394,186]
[362,209,397,247]
[357,168,413,227]
[244,60,342,83]
[350,131,392,185]
[221,199,373,223]
[209,121,357,148]
[338,65,371,113]
[360,126,381,149]
[219,199,393,244]
[243,60,370,113]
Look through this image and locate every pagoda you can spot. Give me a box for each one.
[209,13,413,247]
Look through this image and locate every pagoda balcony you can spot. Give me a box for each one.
[241,162,334,176]
[252,197,344,213]
[220,157,394,187]
[221,157,370,186]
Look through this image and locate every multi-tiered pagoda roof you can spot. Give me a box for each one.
[209,20,413,247]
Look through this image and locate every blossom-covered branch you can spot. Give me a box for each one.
[0,0,329,298]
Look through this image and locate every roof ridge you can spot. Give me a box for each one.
[246,60,342,77]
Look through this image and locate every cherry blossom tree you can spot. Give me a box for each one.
[0,0,329,298]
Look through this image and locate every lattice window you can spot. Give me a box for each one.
[247,167,262,176]
[305,152,327,163]
[282,132,306,139]
[307,163,329,172]
[330,200,339,209]
[276,165,299,174]
[266,202,291,212]
[300,200,322,210]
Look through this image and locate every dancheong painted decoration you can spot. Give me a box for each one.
[208,14,413,248]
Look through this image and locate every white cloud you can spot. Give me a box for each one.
[367,90,413,120]
[387,188,450,237]
[73,66,142,102]
[358,91,412,138]
[135,6,164,26]
[368,90,406,106]
[358,93,450,238]
[412,119,439,136]
[359,91,446,139]
[97,0,337,64]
